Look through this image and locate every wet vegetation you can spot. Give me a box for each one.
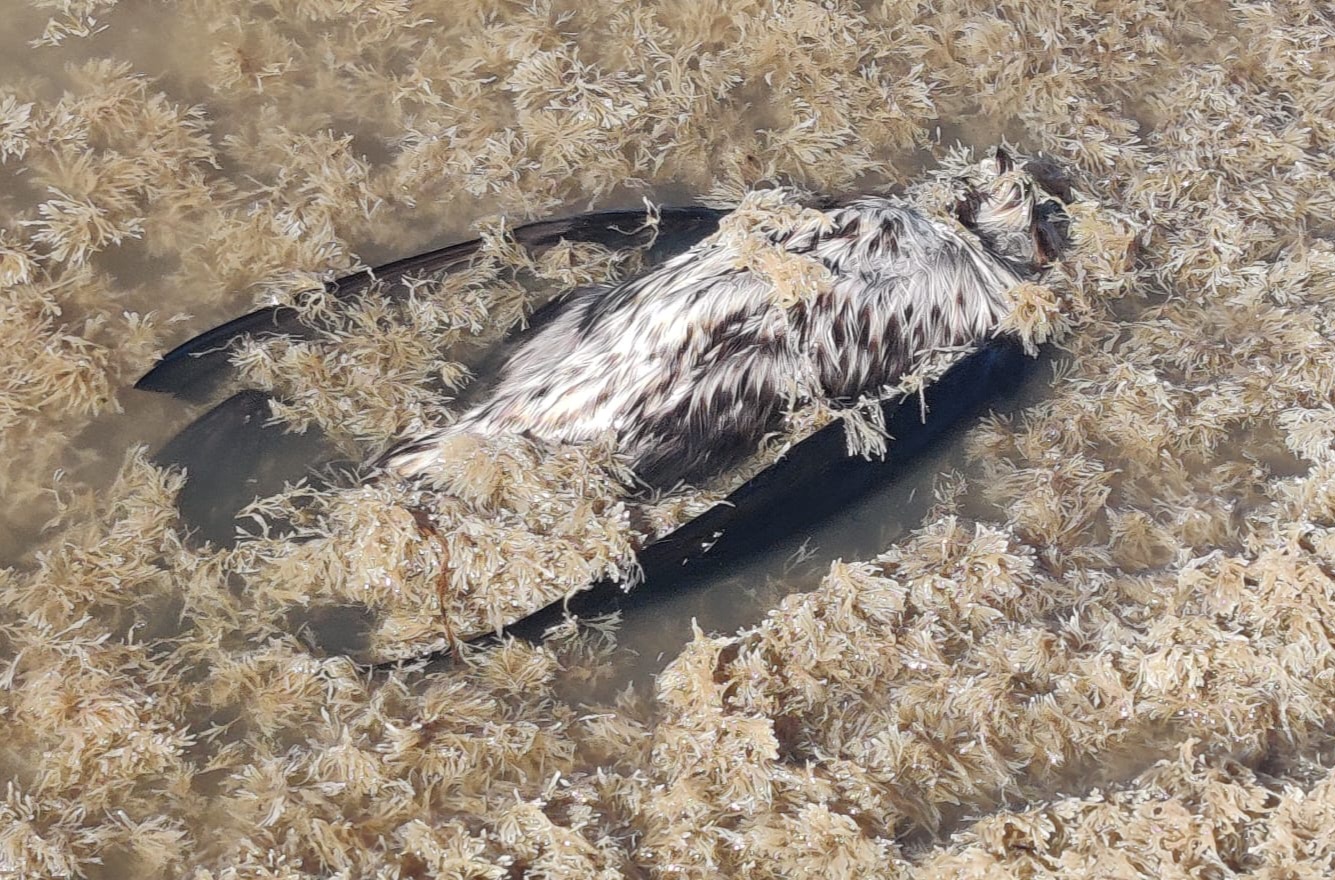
[1,0,1334,877]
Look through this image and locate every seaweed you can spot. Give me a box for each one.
[3,1,1335,878]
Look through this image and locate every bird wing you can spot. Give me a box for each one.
[135,207,726,401]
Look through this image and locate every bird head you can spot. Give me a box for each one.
[954,146,1069,270]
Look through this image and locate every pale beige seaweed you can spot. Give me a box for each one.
[3,0,1335,878]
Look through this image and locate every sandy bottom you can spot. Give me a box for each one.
[4,1,1335,877]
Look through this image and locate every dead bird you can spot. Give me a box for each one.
[136,147,1068,654]
[378,147,1066,491]
[141,148,1065,508]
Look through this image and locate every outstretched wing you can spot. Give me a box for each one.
[135,206,727,401]
[489,336,1036,649]
[144,206,727,545]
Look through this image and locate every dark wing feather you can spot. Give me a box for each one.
[146,206,726,546]
[135,207,727,401]
[135,305,302,401]
[496,335,1036,647]
[153,389,331,546]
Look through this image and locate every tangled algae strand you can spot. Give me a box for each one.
[3,1,1335,878]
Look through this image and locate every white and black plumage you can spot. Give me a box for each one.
[382,148,1066,489]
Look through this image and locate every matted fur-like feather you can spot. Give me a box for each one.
[383,150,1062,489]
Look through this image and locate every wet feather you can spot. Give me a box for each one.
[384,154,1060,490]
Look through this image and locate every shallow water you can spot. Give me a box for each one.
[6,2,1335,878]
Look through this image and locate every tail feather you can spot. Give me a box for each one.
[154,389,332,546]
[135,207,725,401]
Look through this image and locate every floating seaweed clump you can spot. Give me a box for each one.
[3,0,1335,878]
